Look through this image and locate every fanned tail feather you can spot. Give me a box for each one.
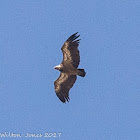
[78,69,86,77]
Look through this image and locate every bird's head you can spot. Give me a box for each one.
[54,64,63,71]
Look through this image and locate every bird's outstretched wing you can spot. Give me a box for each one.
[54,72,77,103]
[61,32,80,68]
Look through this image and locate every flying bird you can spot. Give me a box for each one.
[54,32,86,103]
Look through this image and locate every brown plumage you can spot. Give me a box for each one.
[54,32,86,103]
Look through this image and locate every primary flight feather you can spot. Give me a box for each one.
[54,32,86,103]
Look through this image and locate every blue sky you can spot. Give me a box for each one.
[0,0,139,140]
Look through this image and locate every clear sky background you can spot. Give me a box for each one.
[0,0,139,140]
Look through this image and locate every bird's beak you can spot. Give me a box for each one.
[54,66,57,69]
[54,65,60,70]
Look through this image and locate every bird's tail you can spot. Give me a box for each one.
[77,69,86,77]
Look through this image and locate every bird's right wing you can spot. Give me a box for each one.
[54,72,77,103]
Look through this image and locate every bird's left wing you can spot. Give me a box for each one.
[61,32,80,68]
[54,72,77,103]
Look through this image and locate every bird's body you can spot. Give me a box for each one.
[54,32,86,103]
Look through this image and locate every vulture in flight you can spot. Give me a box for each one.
[54,32,86,103]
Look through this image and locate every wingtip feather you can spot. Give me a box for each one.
[66,32,80,42]
[56,92,70,103]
